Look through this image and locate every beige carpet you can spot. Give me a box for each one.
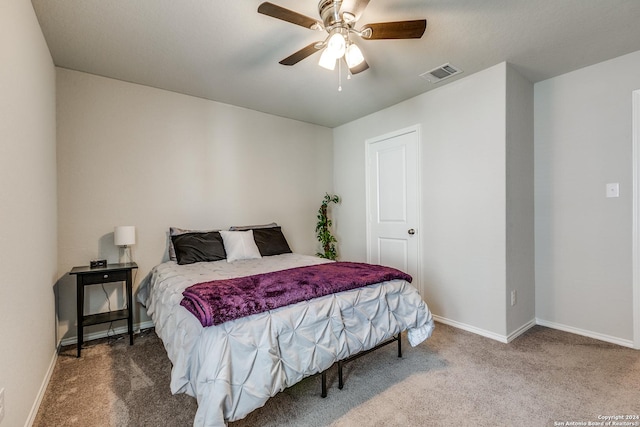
[34,324,640,426]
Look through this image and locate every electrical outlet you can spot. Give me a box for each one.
[510,290,517,306]
[0,387,5,423]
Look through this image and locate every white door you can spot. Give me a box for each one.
[366,126,420,288]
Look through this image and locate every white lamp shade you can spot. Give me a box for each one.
[114,226,136,246]
[345,43,365,68]
[326,32,346,59]
[319,49,337,70]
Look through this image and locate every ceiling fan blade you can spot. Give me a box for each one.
[279,42,322,66]
[349,59,369,75]
[361,19,427,40]
[258,2,320,30]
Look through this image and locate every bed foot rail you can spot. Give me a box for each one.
[337,333,402,390]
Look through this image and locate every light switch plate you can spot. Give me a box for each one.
[606,183,620,198]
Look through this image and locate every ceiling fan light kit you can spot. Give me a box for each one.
[345,43,364,68]
[327,29,347,58]
[319,49,337,70]
[258,0,427,83]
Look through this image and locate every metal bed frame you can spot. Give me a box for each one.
[319,333,402,397]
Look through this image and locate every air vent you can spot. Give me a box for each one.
[419,63,462,83]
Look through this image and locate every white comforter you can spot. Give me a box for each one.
[139,254,434,426]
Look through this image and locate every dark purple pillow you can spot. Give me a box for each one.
[252,227,292,256]
[171,231,226,265]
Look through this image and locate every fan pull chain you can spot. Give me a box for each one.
[338,59,343,92]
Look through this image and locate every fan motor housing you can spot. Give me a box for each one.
[318,0,342,29]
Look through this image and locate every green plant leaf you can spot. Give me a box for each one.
[316,193,340,260]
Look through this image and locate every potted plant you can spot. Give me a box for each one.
[316,193,340,260]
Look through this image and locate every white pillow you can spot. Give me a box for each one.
[219,230,262,263]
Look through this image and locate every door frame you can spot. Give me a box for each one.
[365,124,423,293]
[632,90,640,349]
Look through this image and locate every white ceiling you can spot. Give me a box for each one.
[32,0,640,128]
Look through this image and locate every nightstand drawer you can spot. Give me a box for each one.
[81,270,128,285]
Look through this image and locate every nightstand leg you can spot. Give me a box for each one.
[127,270,134,345]
[77,278,84,357]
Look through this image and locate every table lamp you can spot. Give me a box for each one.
[114,225,136,263]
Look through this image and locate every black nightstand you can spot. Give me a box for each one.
[70,262,138,357]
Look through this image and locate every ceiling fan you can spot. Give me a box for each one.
[258,0,427,75]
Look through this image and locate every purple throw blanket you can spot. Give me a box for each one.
[180,262,412,327]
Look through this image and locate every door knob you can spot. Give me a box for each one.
[408,229,415,235]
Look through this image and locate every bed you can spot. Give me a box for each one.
[138,225,434,427]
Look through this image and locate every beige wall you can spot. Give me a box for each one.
[333,63,535,340]
[535,49,640,344]
[0,1,57,426]
[55,69,333,342]
[505,65,536,335]
[335,50,640,345]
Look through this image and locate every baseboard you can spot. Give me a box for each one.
[535,318,635,349]
[432,315,510,343]
[24,348,58,427]
[433,316,536,344]
[432,315,633,348]
[59,320,155,347]
[506,318,537,342]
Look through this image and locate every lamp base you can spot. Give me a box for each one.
[119,246,132,264]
